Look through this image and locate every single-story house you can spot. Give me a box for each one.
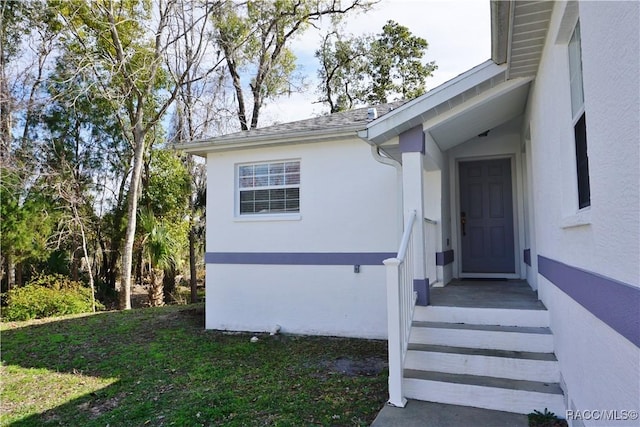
[181,0,639,423]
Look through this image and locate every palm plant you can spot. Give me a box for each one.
[139,209,175,307]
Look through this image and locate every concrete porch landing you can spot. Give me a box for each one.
[430,279,544,310]
[371,399,528,426]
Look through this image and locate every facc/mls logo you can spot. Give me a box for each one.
[566,410,639,421]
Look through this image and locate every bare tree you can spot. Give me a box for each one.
[213,0,373,130]
[166,0,235,303]
[55,0,225,309]
[1,0,60,288]
[48,159,98,312]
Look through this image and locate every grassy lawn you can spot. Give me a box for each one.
[0,304,388,426]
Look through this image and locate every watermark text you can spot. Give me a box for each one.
[566,409,639,421]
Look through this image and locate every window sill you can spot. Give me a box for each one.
[561,208,591,229]
[234,213,302,222]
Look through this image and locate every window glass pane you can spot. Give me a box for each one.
[269,163,284,174]
[255,201,270,212]
[239,177,254,188]
[271,200,285,211]
[285,188,299,199]
[285,162,300,173]
[269,174,285,186]
[270,188,285,200]
[285,199,300,211]
[239,165,254,177]
[254,175,269,187]
[254,189,269,201]
[239,191,254,202]
[240,201,255,214]
[255,164,269,176]
[285,173,300,185]
[574,113,590,208]
[568,22,584,118]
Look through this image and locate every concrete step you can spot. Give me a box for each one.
[403,369,565,415]
[405,344,560,383]
[409,321,554,353]
[414,305,549,327]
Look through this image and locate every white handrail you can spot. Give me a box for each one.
[397,211,417,260]
[383,209,419,408]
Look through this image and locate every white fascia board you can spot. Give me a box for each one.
[179,125,364,156]
[363,60,507,144]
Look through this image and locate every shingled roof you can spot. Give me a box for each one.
[180,101,405,155]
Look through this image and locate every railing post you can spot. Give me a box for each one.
[383,257,408,408]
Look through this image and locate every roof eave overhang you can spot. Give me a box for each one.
[179,124,365,157]
[425,76,533,151]
[360,61,507,145]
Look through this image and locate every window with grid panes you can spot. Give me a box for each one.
[238,161,300,215]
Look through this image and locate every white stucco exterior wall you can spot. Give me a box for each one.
[204,137,399,338]
[540,276,639,426]
[528,0,640,287]
[526,2,640,424]
[206,138,399,253]
[206,263,388,338]
[522,135,539,290]
[423,169,441,285]
[440,154,454,284]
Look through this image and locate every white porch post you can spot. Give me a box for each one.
[383,257,407,407]
[400,126,428,305]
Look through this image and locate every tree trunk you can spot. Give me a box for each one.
[163,266,177,304]
[148,267,165,307]
[0,50,11,156]
[119,126,146,310]
[6,252,15,290]
[77,209,96,312]
[135,248,143,286]
[71,243,79,282]
[106,169,129,292]
[187,164,199,304]
[225,56,248,131]
[250,75,263,129]
[189,222,198,303]
[250,89,262,129]
[16,262,22,287]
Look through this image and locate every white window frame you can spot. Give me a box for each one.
[556,3,591,227]
[568,20,591,211]
[235,159,301,220]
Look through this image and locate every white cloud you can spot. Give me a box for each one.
[261,0,491,125]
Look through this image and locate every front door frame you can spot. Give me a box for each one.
[453,154,522,279]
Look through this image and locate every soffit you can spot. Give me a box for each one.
[427,78,531,151]
[508,1,554,78]
[362,61,508,145]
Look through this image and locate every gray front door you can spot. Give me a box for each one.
[459,158,515,274]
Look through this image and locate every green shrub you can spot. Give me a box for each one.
[528,408,568,427]
[26,273,84,291]
[3,274,104,321]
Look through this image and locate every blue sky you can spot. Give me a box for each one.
[261,0,491,124]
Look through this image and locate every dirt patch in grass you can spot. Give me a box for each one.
[324,356,388,376]
[76,392,126,419]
